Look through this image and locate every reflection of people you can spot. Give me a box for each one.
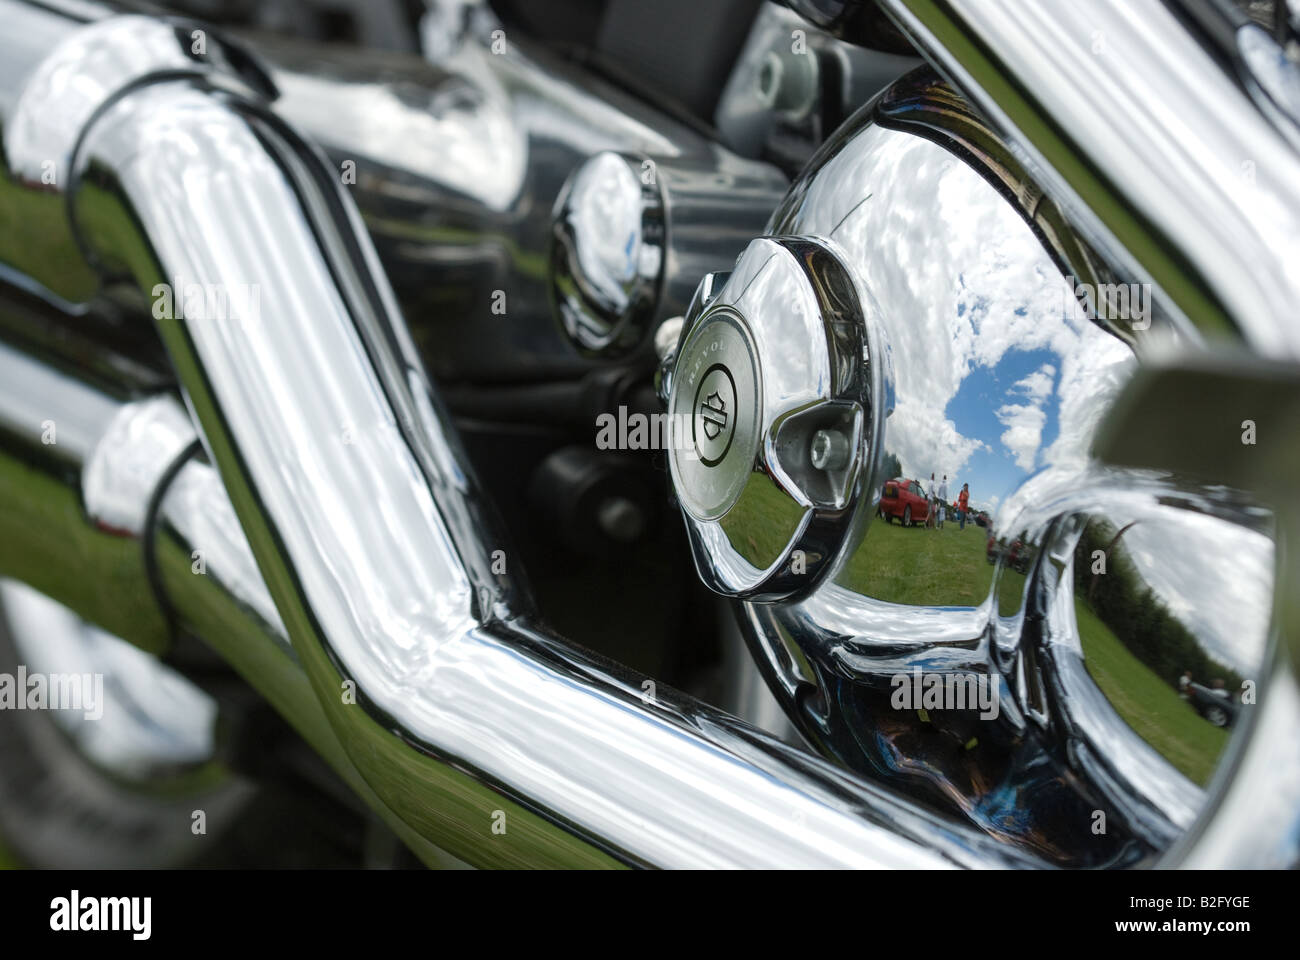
[937,475,948,528]
[927,473,937,529]
[957,483,969,529]
[1178,670,1192,699]
[1210,678,1229,699]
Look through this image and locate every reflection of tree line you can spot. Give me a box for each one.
[1076,520,1245,694]
[880,452,903,485]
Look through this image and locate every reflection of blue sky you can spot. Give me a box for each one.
[945,349,1060,512]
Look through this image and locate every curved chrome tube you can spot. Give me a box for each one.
[0,1,1038,868]
[4,0,1296,870]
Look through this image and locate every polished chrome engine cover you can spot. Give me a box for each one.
[663,69,1276,866]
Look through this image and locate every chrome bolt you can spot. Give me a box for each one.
[809,428,849,471]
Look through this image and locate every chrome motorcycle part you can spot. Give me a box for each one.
[0,0,1031,869]
[716,1,919,160]
[667,236,875,599]
[0,578,214,777]
[248,25,788,381]
[2,0,1296,872]
[881,0,1300,358]
[1089,350,1300,868]
[550,150,789,358]
[550,151,663,356]
[0,339,176,654]
[777,0,916,53]
[0,578,256,868]
[666,67,1291,866]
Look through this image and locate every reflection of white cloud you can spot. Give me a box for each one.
[1013,364,1056,402]
[888,404,989,481]
[996,402,1046,471]
[996,362,1056,469]
[1122,516,1273,676]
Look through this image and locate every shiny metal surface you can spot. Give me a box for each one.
[671,69,1282,865]
[0,1,1034,868]
[0,322,467,868]
[550,151,663,356]
[667,236,875,599]
[0,337,171,654]
[6,14,195,189]
[2,0,1294,870]
[1237,22,1300,140]
[551,150,788,359]
[880,0,1300,359]
[716,2,919,157]
[82,396,196,538]
[246,27,787,381]
[866,0,1300,867]
[0,578,217,780]
[1083,351,1300,867]
[0,293,1021,870]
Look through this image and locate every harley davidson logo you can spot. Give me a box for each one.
[699,391,728,440]
[692,364,737,467]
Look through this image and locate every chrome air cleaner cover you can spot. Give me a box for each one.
[666,236,878,600]
[664,68,1282,868]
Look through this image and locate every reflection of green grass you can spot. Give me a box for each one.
[839,517,994,607]
[0,839,17,869]
[719,473,805,572]
[0,171,99,301]
[0,453,170,654]
[1075,599,1228,786]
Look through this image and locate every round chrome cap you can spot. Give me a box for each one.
[665,237,876,600]
[550,151,663,356]
[668,310,760,520]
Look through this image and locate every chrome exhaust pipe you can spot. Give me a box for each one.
[0,0,1034,867]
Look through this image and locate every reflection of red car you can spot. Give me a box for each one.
[879,478,931,526]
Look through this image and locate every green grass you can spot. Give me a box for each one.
[840,515,994,607]
[1074,599,1229,786]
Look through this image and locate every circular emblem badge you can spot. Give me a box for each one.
[668,309,760,521]
[692,364,737,466]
